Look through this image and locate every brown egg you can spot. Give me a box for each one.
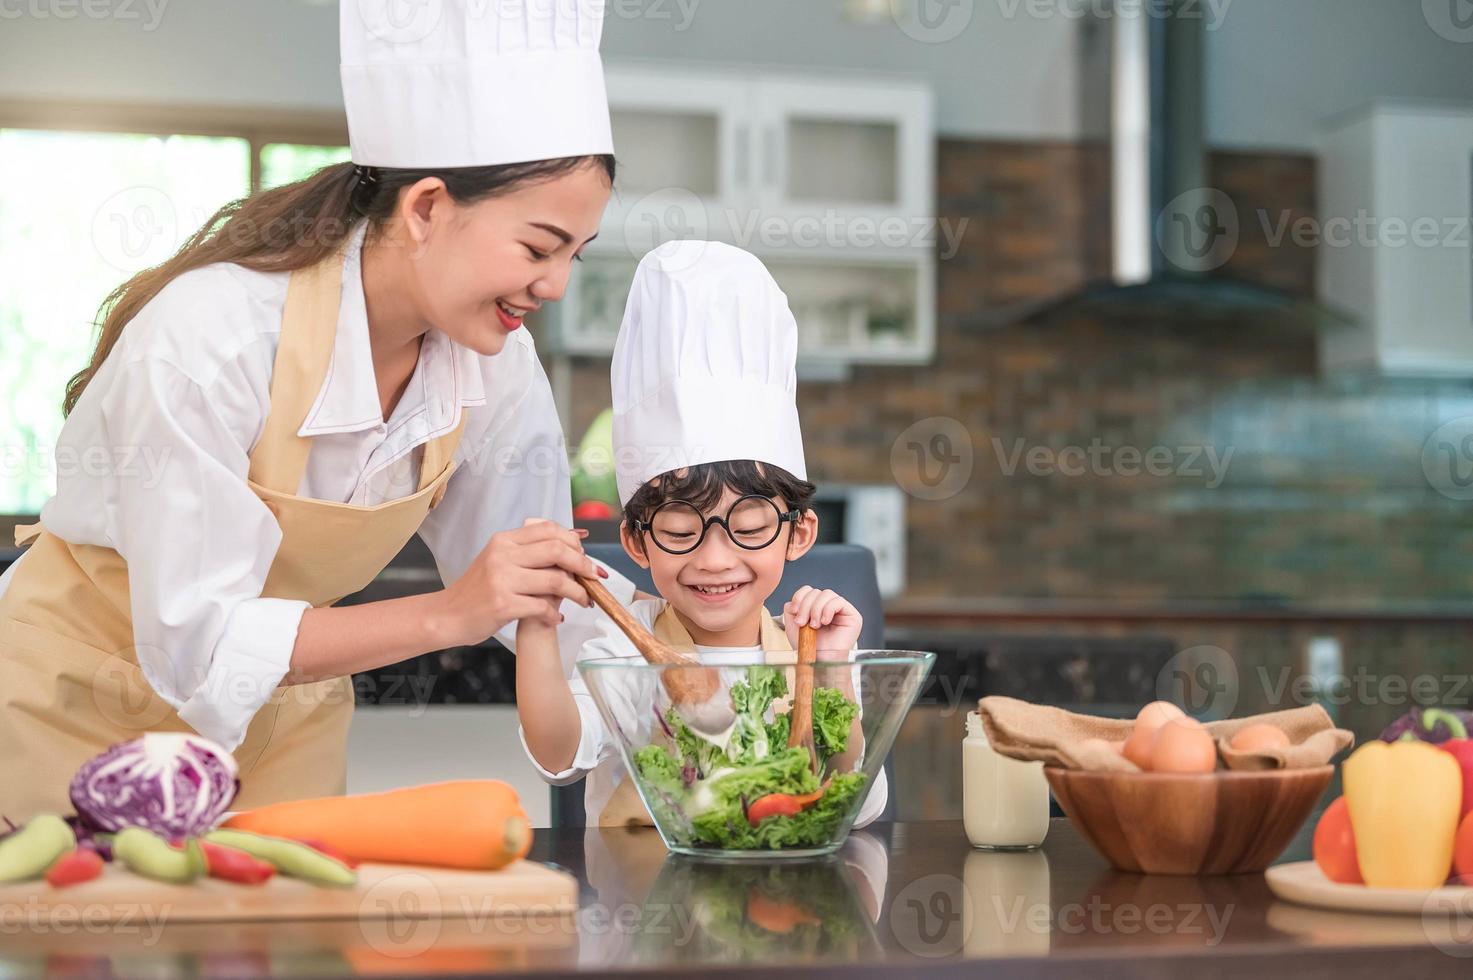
[1121,726,1159,769]
[1150,717,1217,773]
[1229,723,1291,752]
[1135,700,1186,734]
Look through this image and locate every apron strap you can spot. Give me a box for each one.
[418,412,469,494]
[652,603,794,655]
[247,247,347,495]
[13,522,43,548]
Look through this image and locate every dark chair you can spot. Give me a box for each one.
[549,543,896,828]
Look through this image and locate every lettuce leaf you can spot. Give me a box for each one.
[812,687,860,767]
[724,667,789,767]
[629,665,870,850]
[691,770,869,850]
[633,743,685,797]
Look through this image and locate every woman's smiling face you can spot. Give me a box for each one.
[393,160,611,355]
[621,476,819,647]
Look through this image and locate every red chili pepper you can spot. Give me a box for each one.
[294,838,361,869]
[1439,738,1473,818]
[200,841,276,885]
[45,848,105,888]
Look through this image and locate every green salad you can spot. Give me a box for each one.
[634,857,876,962]
[632,666,868,850]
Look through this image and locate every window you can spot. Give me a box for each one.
[260,143,353,191]
[0,114,348,513]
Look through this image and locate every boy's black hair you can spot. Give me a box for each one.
[622,459,817,542]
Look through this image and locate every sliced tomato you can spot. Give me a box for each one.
[745,779,833,827]
[745,794,803,826]
[746,888,820,934]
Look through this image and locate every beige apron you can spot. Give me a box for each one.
[0,248,466,821]
[597,605,794,827]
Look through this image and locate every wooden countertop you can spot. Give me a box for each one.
[2,819,1468,978]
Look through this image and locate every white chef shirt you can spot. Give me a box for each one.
[0,221,634,751]
[521,595,889,829]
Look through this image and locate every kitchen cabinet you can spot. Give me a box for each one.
[545,64,935,366]
[1319,103,1473,376]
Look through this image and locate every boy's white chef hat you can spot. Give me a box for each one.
[341,0,613,168]
[612,241,808,507]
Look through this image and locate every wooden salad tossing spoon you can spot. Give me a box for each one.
[575,573,735,737]
[787,624,820,774]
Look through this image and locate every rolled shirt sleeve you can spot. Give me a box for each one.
[517,602,659,786]
[517,686,612,784]
[52,349,306,752]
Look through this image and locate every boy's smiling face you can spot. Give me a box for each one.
[621,473,819,647]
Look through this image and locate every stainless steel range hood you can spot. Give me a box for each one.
[1004,0,1348,330]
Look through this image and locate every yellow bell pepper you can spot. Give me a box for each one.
[1342,740,1463,889]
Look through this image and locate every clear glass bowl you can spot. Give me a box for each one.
[631,851,882,962]
[578,651,936,859]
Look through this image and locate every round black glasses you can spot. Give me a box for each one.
[632,494,802,556]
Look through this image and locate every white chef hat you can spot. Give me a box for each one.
[612,241,808,507]
[341,0,613,168]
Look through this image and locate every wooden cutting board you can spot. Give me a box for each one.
[0,859,578,925]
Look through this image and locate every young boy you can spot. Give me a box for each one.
[515,240,889,828]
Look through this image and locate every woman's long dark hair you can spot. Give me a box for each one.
[64,154,616,414]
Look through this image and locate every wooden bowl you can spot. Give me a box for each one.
[1045,765,1334,875]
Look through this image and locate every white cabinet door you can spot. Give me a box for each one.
[603,66,755,256]
[750,77,934,249]
[551,66,937,365]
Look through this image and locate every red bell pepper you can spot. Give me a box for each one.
[1439,738,1473,819]
[45,848,104,888]
[200,841,276,885]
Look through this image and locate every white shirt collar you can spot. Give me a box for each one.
[298,221,487,437]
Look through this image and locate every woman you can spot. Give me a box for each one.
[0,0,631,819]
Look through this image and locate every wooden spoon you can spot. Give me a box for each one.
[575,574,734,736]
[787,625,820,774]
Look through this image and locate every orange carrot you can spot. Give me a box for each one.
[223,781,531,870]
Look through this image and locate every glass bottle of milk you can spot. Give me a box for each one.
[963,711,1050,850]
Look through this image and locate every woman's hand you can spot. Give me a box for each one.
[783,586,863,655]
[438,518,607,646]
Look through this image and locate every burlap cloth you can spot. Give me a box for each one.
[978,697,1355,773]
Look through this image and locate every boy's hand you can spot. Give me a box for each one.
[783,586,863,654]
[516,612,558,643]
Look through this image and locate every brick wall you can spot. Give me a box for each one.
[550,139,1473,607]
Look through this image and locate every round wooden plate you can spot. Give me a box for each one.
[1266,861,1473,915]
